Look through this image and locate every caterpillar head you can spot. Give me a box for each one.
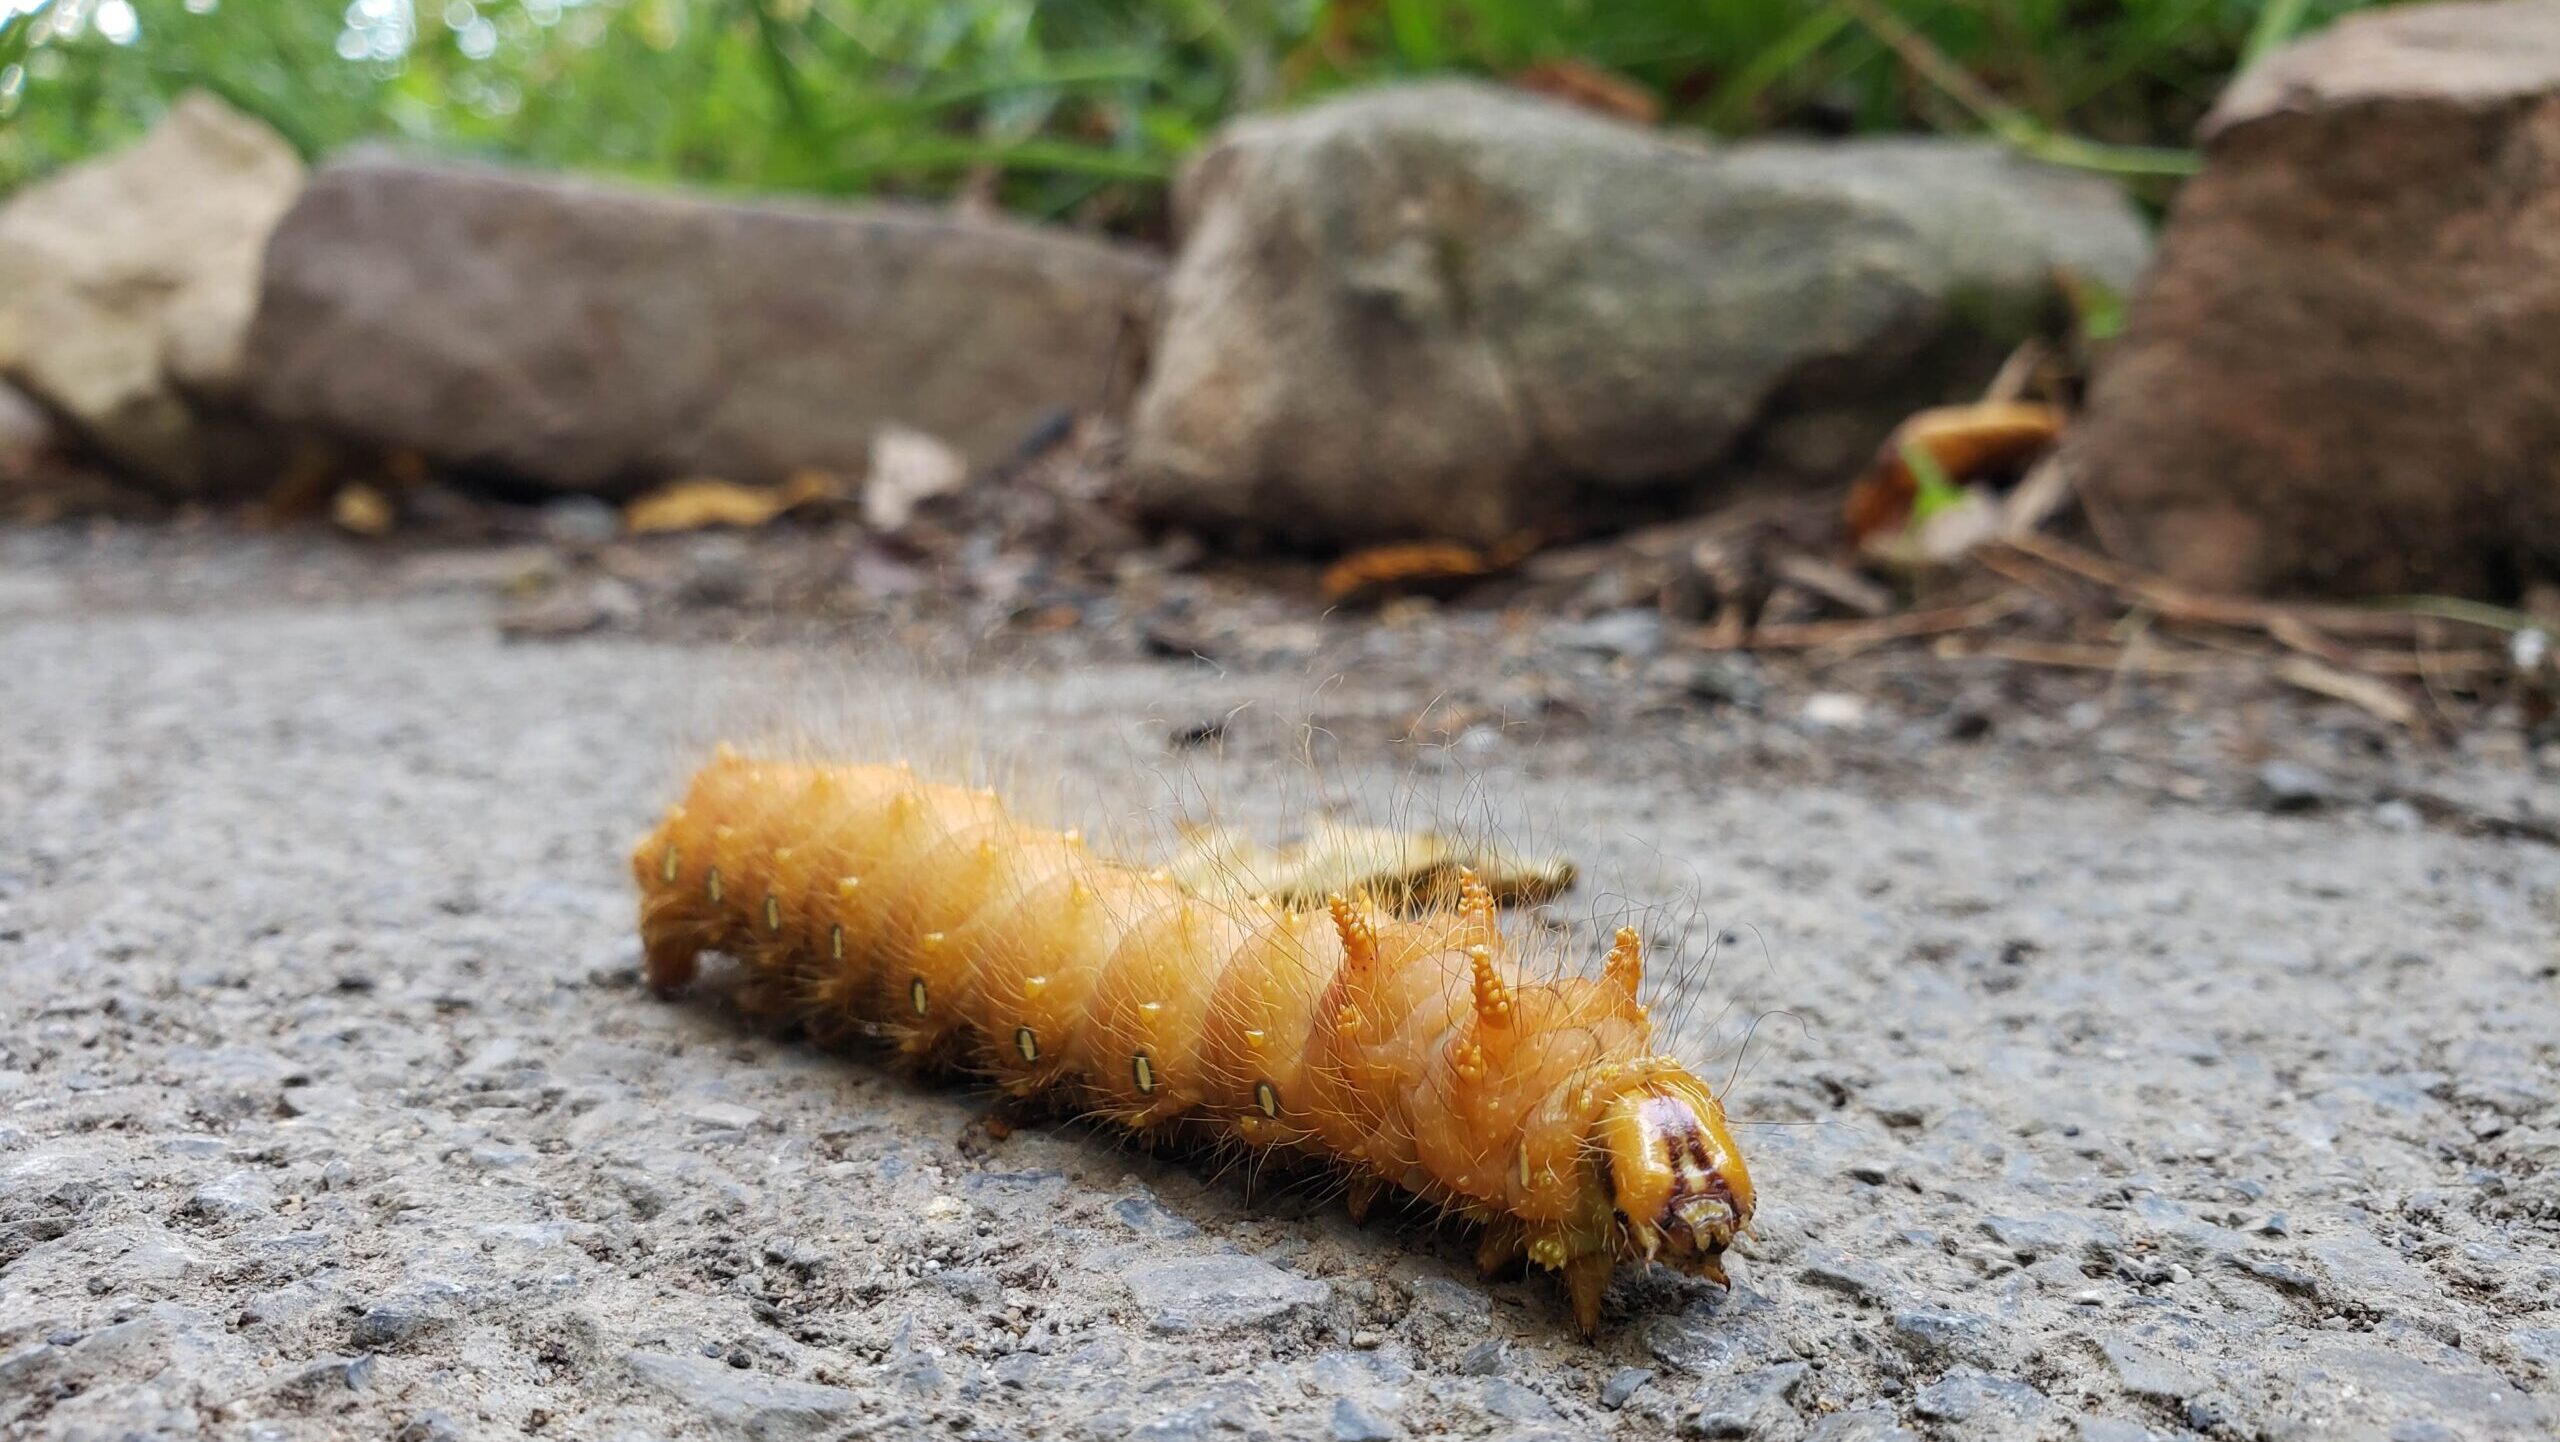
[1597,1076,1754,1284]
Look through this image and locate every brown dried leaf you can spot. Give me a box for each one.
[1509,59,1662,124]
[1770,550,1893,618]
[330,482,394,538]
[1998,454,2077,538]
[1321,532,1542,606]
[625,479,785,535]
[2275,655,2425,731]
[624,472,838,536]
[259,441,344,523]
[1844,400,2067,546]
[1168,821,1576,913]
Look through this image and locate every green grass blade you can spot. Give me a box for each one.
[1381,0,1450,69]
[740,0,817,133]
[1839,0,2200,178]
[1704,5,1853,132]
[837,133,1172,185]
[2357,597,2539,634]
[834,52,1171,134]
[2244,0,2317,64]
[1902,439,1964,521]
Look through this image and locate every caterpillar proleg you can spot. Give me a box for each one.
[631,746,1755,1334]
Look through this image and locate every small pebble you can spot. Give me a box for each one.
[1600,1366,1653,1409]
[2254,760,2337,813]
[1800,692,1871,730]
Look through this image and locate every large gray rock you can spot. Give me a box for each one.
[1128,82,2149,547]
[243,156,1164,496]
[0,92,304,495]
[2071,0,2560,597]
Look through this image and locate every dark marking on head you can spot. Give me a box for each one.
[1636,1091,1741,1255]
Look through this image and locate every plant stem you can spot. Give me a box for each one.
[1838,0,2200,177]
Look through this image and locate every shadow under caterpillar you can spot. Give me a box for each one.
[632,747,1754,1334]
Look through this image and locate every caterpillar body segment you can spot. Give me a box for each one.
[631,749,1755,1334]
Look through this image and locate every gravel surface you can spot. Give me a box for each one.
[3,529,2558,1441]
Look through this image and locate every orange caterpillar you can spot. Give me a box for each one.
[631,748,1754,1334]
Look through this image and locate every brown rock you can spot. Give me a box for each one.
[0,380,55,486]
[1128,82,2148,549]
[0,92,305,495]
[2071,0,2560,597]
[244,155,1163,496]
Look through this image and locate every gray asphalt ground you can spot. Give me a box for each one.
[3,528,2557,1441]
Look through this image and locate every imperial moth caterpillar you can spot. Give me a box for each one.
[630,745,1755,1335]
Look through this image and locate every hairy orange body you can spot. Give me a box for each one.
[632,749,1754,1333]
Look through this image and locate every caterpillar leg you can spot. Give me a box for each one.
[643,930,703,997]
[1344,1175,1387,1224]
[1564,1253,1612,1338]
[732,968,804,1023]
[974,1087,1065,1142]
[1475,1219,1528,1280]
[960,1098,1038,1155]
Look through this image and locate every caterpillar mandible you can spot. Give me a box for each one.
[630,746,1755,1335]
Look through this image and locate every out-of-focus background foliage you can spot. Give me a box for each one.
[0,0,2387,223]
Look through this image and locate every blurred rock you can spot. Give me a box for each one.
[1329,1395,1397,1442]
[1130,82,2148,547]
[2254,760,2338,814]
[538,495,622,547]
[394,1413,467,1442]
[1553,608,1666,659]
[0,92,304,495]
[0,380,55,484]
[2072,0,2560,596]
[278,1353,375,1395]
[245,154,1162,497]
[863,424,968,532]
